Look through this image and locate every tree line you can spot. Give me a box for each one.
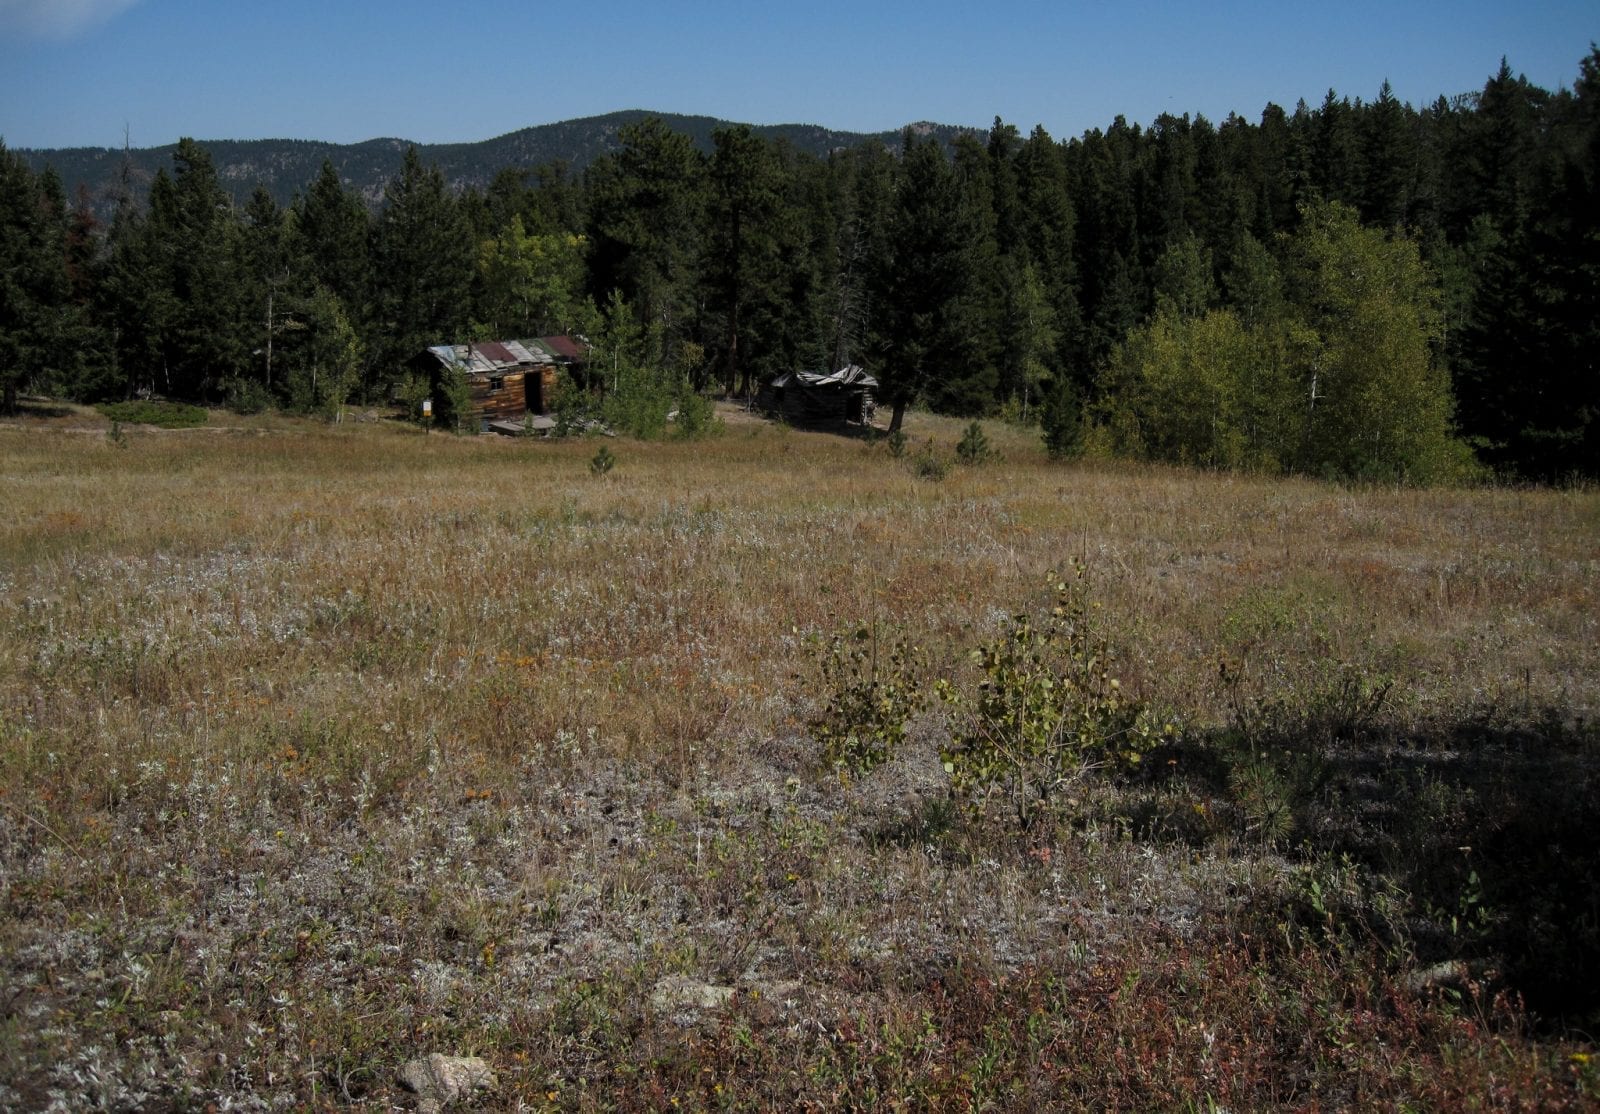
[2,49,1596,480]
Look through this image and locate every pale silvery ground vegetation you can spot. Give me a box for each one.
[1,403,1596,1109]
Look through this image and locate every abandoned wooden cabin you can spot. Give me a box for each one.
[757,365,878,426]
[413,336,588,431]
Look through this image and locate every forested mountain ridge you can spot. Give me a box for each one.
[3,50,1597,481]
[15,111,979,214]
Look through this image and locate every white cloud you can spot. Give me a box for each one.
[0,0,142,39]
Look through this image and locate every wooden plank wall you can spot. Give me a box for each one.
[468,372,528,423]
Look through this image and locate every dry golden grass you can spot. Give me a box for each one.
[1,406,1595,1109]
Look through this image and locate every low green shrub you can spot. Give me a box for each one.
[395,373,432,426]
[673,388,719,439]
[938,563,1169,828]
[808,624,926,779]
[222,377,273,416]
[96,400,208,428]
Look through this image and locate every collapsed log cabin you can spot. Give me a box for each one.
[756,366,878,426]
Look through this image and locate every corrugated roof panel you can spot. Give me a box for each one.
[427,345,465,369]
[539,335,587,362]
[425,337,586,373]
[782,366,878,389]
[474,341,516,365]
[502,340,540,364]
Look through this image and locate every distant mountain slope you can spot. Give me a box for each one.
[17,111,979,214]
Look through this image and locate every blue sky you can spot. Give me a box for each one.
[1,0,1595,150]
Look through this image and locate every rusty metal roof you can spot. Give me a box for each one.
[502,340,538,364]
[473,341,517,364]
[530,335,588,362]
[423,336,586,375]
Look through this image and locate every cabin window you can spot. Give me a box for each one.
[488,375,505,393]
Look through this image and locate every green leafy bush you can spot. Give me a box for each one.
[96,400,208,428]
[602,380,673,439]
[548,372,587,435]
[808,624,926,779]
[437,365,475,433]
[395,374,432,426]
[222,377,273,415]
[590,444,616,476]
[673,387,719,439]
[938,563,1168,827]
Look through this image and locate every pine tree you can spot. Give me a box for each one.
[293,159,370,319]
[1361,80,1417,228]
[168,138,248,397]
[1312,90,1364,208]
[0,144,72,411]
[707,125,786,396]
[822,143,895,375]
[585,118,708,363]
[870,132,988,428]
[372,146,474,391]
[1454,48,1600,478]
[945,133,1004,412]
[100,141,244,401]
[239,185,291,393]
[1012,125,1082,368]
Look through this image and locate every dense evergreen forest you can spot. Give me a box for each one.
[3,50,1596,481]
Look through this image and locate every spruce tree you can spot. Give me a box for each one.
[584,118,708,364]
[293,159,370,320]
[707,125,786,396]
[372,146,474,391]
[0,144,72,411]
[870,132,988,428]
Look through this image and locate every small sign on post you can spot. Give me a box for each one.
[421,398,432,433]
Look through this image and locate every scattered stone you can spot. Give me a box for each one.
[650,975,737,1014]
[1405,960,1470,994]
[395,1053,496,1113]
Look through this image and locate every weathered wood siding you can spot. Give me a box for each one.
[468,372,528,424]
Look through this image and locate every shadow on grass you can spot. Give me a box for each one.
[12,398,75,419]
[1136,706,1600,1031]
[773,414,886,441]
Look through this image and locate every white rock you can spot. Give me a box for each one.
[650,975,737,1013]
[395,1053,496,1113]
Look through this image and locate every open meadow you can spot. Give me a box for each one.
[2,405,1597,1110]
